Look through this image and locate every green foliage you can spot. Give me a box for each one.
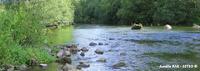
[74,0,200,25]
[0,0,74,66]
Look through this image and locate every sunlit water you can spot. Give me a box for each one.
[31,25,200,71]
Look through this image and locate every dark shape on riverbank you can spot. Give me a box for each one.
[131,23,143,30]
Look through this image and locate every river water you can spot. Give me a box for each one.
[31,25,200,71]
[72,25,200,71]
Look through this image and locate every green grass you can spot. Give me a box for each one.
[0,44,55,66]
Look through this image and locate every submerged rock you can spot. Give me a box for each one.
[95,49,104,54]
[109,38,115,40]
[98,42,104,45]
[89,42,97,46]
[164,24,172,30]
[120,52,127,56]
[131,23,143,30]
[105,43,109,45]
[96,58,107,63]
[112,61,126,68]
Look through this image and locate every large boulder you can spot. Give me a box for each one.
[131,23,143,30]
[164,24,172,30]
[193,24,200,29]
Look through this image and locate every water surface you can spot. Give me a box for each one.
[72,25,200,71]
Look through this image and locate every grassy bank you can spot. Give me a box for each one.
[0,0,75,68]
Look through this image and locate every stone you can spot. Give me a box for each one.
[4,65,14,71]
[15,65,27,71]
[95,49,104,54]
[131,23,143,30]
[164,24,172,30]
[96,58,107,62]
[109,38,115,40]
[193,24,200,29]
[98,42,103,45]
[78,61,90,68]
[28,58,38,66]
[39,64,48,68]
[112,61,126,68]
[80,52,85,57]
[65,51,71,57]
[57,50,65,58]
[69,45,79,54]
[105,43,109,45]
[89,42,97,46]
[81,47,89,52]
[120,52,126,56]
[57,56,72,64]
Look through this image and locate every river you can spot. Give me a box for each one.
[32,25,200,71]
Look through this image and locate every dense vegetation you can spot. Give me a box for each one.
[74,0,200,25]
[0,0,74,66]
[0,0,200,68]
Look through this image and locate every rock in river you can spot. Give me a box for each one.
[81,47,89,52]
[96,58,107,63]
[109,38,115,40]
[120,52,127,56]
[80,52,85,57]
[57,56,72,64]
[69,44,79,54]
[89,42,97,46]
[77,61,90,68]
[164,24,172,30]
[193,24,200,29]
[95,49,104,54]
[98,42,104,45]
[112,61,126,68]
[131,23,143,30]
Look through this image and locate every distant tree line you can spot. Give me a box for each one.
[74,0,200,25]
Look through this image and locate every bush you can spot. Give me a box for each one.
[0,0,74,66]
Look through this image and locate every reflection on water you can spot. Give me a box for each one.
[47,26,73,46]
